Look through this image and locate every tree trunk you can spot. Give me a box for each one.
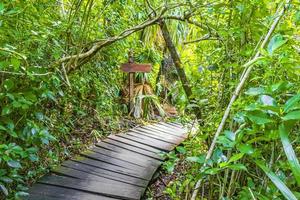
[159,20,202,122]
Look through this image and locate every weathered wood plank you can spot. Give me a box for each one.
[81,150,151,173]
[66,158,145,179]
[37,175,144,200]
[27,183,118,200]
[108,135,164,153]
[97,140,163,160]
[121,63,152,73]
[149,124,187,138]
[52,165,148,187]
[92,146,160,167]
[130,128,182,144]
[144,125,186,138]
[116,134,174,151]
[135,126,184,140]
[62,160,149,181]
[158,122,188,133]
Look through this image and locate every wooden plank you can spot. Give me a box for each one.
[116,134,174,152]
[92,146,160,167]
[101,139,164,160]
[130,128,183,144]
[66,157,145,179]
[62,160,149,181]
[81,150,149,172]
[135,126,184,140]
[161,122,189,132]
[37,175,144,200]
[108,135,164,153]
[126,131,176,145]
[52,166,148,187]
[121,63,152,73]
[27,183,118,200]
[158,122,188,133]
[144,125,186,138]
[149,124,187,138]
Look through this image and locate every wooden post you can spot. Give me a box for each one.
[128,51,135,113]
[120,50,152,115]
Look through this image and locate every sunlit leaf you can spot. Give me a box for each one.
[267,34,287,55]
[282,111,300,121]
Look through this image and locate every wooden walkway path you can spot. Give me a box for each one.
[26,122,188,200]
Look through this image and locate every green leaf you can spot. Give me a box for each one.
[226,163,247,171]
[246,110,274,125]
[7,160,21,168]
[228,153,245,163]
[256,161,297,200]
[1,106,11,115]
[15,191,29,198]
[267,34,287,55]
[259,95,276,106]
[0,177,13,183]
[284,94,300,113]
[245,87,265,96]
[176,146,186,154]
[238,144,254,155]
[0,183,8,196]
[279,124,300,186]
[0,3,4,15]
[186,155,206,164]
[3,79,14,90]
[282,111,300,121]
[11,58,20,70]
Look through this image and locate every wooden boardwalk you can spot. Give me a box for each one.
[26,122,188,200]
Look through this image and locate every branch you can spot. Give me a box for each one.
[183,34,220,45]
[56,6,170,65]
[0,70,52,76]
[0,47,28,66]
[191,1,290,199]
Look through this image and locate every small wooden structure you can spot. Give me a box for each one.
[120,51,152,113]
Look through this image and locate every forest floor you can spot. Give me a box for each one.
[145,157,188,200]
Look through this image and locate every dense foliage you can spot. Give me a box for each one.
[0,0,299,199]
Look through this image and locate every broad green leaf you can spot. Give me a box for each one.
[246,110,274,125]
[176,146,186,154]
[3,79,14,90]
[11,58,20,70]
[259,95,276,106]
[256,161,297,200]
[15,191,29,198]
[1,106,11,115]
[0,3,4,15]
[186,155,206,164]
[238,144,254,155]
[267,34,287,55]
[279,124,300,186]
[7,160,21,168]
[245,87,265,96]
[205,168,220,175]
[228,153,245,163]
[284,94,300,113]
[282,111,300,121]
[226,163,247,171]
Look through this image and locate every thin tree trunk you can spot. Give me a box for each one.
[159,20,202,122]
